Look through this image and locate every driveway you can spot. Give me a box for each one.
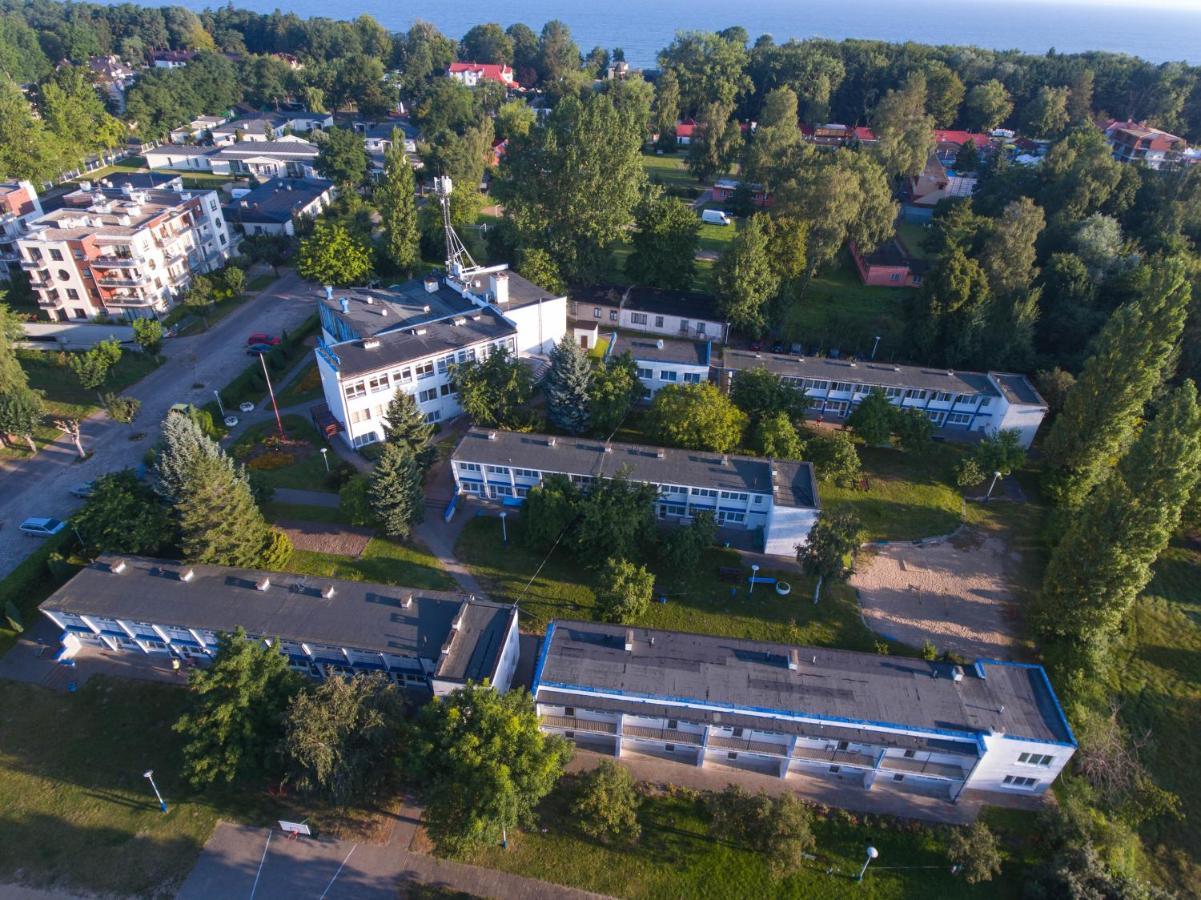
[0,271,318,579]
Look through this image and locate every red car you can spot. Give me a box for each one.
[246,332,280,347]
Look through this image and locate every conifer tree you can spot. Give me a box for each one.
[376,129,420,273]
[153,411,227,502]
[177,454,284,567]
[369,443,425,539]
[1042,259,1191,508]
[1035,382,1201,683]
[382,389,435,469]
[544,334,593,434]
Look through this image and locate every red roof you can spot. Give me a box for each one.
[674,118,699,138]
[934,130,989,149]
[448,62,517,87]
[853,126,878,142]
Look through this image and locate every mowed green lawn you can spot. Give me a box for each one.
[286,537,456,592]
[464,777,1024,899]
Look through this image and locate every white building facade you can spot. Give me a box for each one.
[721,351,1048,448]
[0,181,43,281]
[533,622,1076,804]
[608,333,712,399]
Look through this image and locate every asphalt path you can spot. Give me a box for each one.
[0,270,319,579]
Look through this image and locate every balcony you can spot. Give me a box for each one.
[708,734,790,755]
[791,744,879,770]
[877,756,966,781]
[540,715,617,736]
[96,273,149,288]
[93,255,140,267]
[19,258,43,270]
[623,724,703,746]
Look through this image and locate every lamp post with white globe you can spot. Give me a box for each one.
[143,769,168,813]
[858,846,878,882]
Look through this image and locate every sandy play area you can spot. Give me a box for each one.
[850,528,1021,660]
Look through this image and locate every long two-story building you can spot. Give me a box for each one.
[316,267,566,448]
[532,621,1076,802]
[41,555,521,696]
[451,428,820,555]
[720,351,1048,448]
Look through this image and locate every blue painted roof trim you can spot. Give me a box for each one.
[976,658,1077,748]
[529,621,556,696]
[538,677,983,746]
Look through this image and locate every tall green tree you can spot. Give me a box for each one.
[658,30,751,114]
[572,474,658,568]
[978,197,1045,367]
[453,346,533,428]
[649,382,747,452]
[1023,85,1071,139]
[132,318,164,356]
[873,71,936,178]
[376,130,420,273]
[177,453,288,568]
[743,87,801,188]
[153,410,225,503]
[653,68,681,151]
[316,126,368,188]
[1042,259,1192,507]
[521,474,580,550]
[544,334,593,435]
[368,442,424,539]
[382,389,435,468]
[596,557,655,623]
[799,507,863,580]
[73,470,172,557]
[67,339,122,399]
[0,387,44,454]
[407,683,571,854]
[685,101,742,182]
[588,352,642,437]
[715,213,780,336]
[911,245,992,366]
[174,628,304,786]
[753,412,805,459]
[625,194,700,290]
[965,79,1013,132]
[847,389,895,446]
[460,23,513,64]
[1035,382,1201,682]
[0,76,64,181]
[572,760,641,844]
[297,220,373,286]
[730,367,803,424]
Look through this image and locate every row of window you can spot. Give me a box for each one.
[341,340,516,401]
[349,385,456,423]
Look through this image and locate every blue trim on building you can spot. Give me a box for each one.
[530,621,556,696]
[976,658,1077,748]
[537,677,984,745]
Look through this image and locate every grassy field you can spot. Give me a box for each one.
[463,777,1023,899]
[275,360,323,408]
[780,257,912,360]
[261,500,349,525]
[894,222,932,260]
[231,414,332,492]
[642,151,701,197]
[286,537,456,591]
[455,515,892,651]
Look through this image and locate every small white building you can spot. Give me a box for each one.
[144,138,321,180]
[606,332,712,398]
[720,351,1048,448]
[208,111,333,145]
[533,621,1076,803]
[570,284,730,344]
[41,555,521,695]
[168,114,231,143]
[450,428,820,555]
[0,181,43,281]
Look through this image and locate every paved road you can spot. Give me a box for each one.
[0,270,319,579]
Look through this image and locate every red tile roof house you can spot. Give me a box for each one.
[933,130,991,165]
[447,62,518,88]
[850,236,929,288]
[674,119,753,146]
[1102,119,1188,170]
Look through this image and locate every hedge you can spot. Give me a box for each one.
[0,530,80,655]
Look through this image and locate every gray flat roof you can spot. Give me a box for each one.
[721,350,1001,397]
[321,283,478,339]
[216,141,319,159]
[452,428,818,508]
[225,178,332,224]
[994,373,1046,407]
[535,621,1074,746]
[612,333,710,366]
[329,311,516,378]
[42,555,514,684]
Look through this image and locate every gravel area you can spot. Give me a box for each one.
[850,528,1021,660]
[277,520,373,557]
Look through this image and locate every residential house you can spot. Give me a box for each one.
[451,428,819,555]
[606,332,712,398]
[87,56,138,112]
[0,181,43,281]
[42,555,521,696]
[711,178,771,208]
[447,62,518,88]
[208,111,333,145]
[569,284,730,344]
[151,50,195,69]
[533,621,1075,802]
[719,351,1048,447]
[606,61,630,80]
[1102,119,1188,170]
[223,178,335,237]
[16,184,232,320]
[850,238,929,288]
[315,267,566,448]
[904,154,976,220]
[933,130,991,165]
[168,114,231,143]
[144,138,321,180]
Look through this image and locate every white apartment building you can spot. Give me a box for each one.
[720,351,1048,448]
[144,138,320,180]
[451,428,820,556]
[315,267,566,449]
[42,555,521,696]
[17,184,232,320]
[533,621,1076,803]
[0,181,43,281]
[571,284,730,345]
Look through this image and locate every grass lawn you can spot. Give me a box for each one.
[275,360,324,408]
[463,777,1021,899]
[820,441,966,543]
[261,501,350,526]
[642,151,700,197]
[895,222,932,260]
[286,537,456,591]
[455,515,891,652]
[231,414,333,492]
[780,256,912,360]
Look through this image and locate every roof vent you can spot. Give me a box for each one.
[788,649,799,671]
[179,568,194,582]
[656,338,664,349]
[108,558,127,574]
[413,328,427,336]
[422,304,431,313]
[424,277,438,293]
[487,431,497,441]
[624,629,634,652]
[256,577,271,591]
[655,448,665,459]
[377,307,388,316]
[339,298,349,314]
[365,296,374,304]
[453,317,466,326]
[403,594,413,608]
[321,585,336,599]
[362,338,381,350]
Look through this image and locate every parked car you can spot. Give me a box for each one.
[701,209,732,226]
[20,517,66,538]
[770,340,787,354]
[246,343,275,355]
[238,401,255,413]
[223,415,239,428]
[245,333,280,347]
[69,481,95,499]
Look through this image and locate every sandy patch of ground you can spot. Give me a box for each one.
[277,520,373,557]
[850,528,1021,659]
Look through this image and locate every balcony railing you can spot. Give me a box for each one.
[708,734,790,755]
[93,255,139,267]
[540,715,617,735]
[791,745,879,769]
[96,273,149,287]
[20,258,42,270]
[877,756,966,781]
[623,724,703,746]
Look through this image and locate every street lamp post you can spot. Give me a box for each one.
[749,563,760,595]
[871,335,881,360]
[858,846,878,882]
[143,769,168,814]
[213,390,224,417]
[985,470,1003,502]
[499,511,508,546]
[320,447,329,472]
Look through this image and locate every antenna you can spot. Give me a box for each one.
[434,176,478,278]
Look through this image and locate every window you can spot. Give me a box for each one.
[593,307,601,319]
[893,773,905,782]
[415,361,435,379]
[727,752,738,760]
[679,319,689,333]
[654,316,664,327]
[980,397,992,408]
[753,496,764,505]
[667,719,678,730]
[720,491,748,502]
[57,269,69,281]
[458,462,480,472]
[658,503,687,518]
[1003,775,1039,789]
[349,408,371,424]
[514,468,540,479]
[66,289,79,300]
[904,388,928,401]
[636,367,653,380]
[424,410,441,423]
[352,432,377,448]
[1018,752,1054,767]
[732,727,743,738]
[903,749,916,759]
[947,412,971,426]
[50,249,63,261]
[691,488,718,498]
[368,373,389,393]
[683,372,701,384]
[493,485,512,496]
[718,511,745,524]
[396,367,413,383]
[630,312,648,325]
[440,383,454,396]
[831,382,852,393]
[889,273,901,282]
[565,707,575,717]
[486,465,510,475]
[609,309,618,322]
[884,387,903,398]
[696,322,706,335]
[344,381,366,399]
[659,370,678,382]
[933,391,952,402]
[418,388,437,402]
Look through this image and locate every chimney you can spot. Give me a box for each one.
[364,296,374,304]
[403,594,413,608]
[489,272,509,305]
[788,649,799,671]
[321,585,335,599]
[362,338,380,349]
[179,568,194,582]
[256,577,271,591]
[624,629,634,652]
[339,298,349,314]
[108,558,127,574]
[655,449,665,459]
[424,276,438,293]
[487,431,497,441]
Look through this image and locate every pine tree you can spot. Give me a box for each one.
[376,129,420,273]
[369,443,424,539]
[382,389,435,469]
[153,411,227,502]
[544,334,593,434]
[1042,259,1192,508]
[1035,382,1201,683]
[177,454,279,567]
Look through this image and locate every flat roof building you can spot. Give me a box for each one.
[532,620,1075,801]
[41,555,521,695]
[570,284,730,345]
[451,428,819,556]
[606,332,712,398]
[224,177,335,236]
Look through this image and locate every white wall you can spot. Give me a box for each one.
[764,505,819,557]
[503,296,567,356]
[965,732,1073,796]
[490,614,521,693]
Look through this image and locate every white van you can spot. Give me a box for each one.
[701,209,731,226]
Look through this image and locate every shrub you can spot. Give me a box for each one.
[247,451,295,470]
[595,558,654,624]
[572,762,642,844]
[921,640,939,661]
[955,456,986,488]
[947,822,1003,884]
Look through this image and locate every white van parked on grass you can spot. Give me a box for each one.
[701,208,732,226]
